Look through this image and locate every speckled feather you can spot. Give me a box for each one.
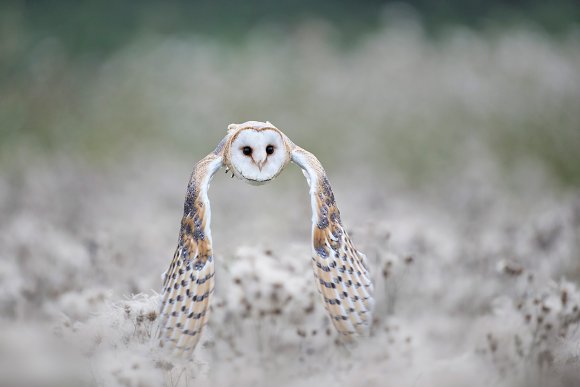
[158,121,374,357]
[158,151,222,357]
[291,147,374,336]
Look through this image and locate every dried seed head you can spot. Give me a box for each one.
[155,360,174,371]
[91,335,101,345]
[561,290,568,306]
[270,291,279,303]
[147,311,158,321]
[537,350,554,368]
[486,333,498,353]
[541,305,551,314]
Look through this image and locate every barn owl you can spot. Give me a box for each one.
[158,121,374,356]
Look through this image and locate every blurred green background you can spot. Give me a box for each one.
[1,0,579,186]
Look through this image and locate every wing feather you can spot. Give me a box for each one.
[292,147,374,336]
[158,149,223,357]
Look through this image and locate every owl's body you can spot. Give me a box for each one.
[158,121,374,356]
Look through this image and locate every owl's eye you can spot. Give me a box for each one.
[266,145,274,155]
[242,146,252,156]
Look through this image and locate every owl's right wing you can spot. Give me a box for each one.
[158,140,225,357]
[291,146,374,336]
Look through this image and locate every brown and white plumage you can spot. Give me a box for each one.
[158,121,373,357]
[292,147,374,335]
[158,150,222,355]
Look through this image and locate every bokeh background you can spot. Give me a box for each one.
[1,1,579,386]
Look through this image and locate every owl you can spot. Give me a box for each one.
[158,121,374,356]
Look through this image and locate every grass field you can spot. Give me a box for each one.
[0,18,579,387]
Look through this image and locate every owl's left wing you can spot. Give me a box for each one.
[291,146,374,336]
[158,142,224,357]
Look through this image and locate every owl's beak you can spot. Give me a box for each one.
[257,160,266,171]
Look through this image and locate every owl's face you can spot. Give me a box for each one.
[228,125,289,185]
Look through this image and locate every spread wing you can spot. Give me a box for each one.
[158,143,224,357]
[292,147,374,336]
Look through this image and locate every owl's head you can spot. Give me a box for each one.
[225,121,290,185]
